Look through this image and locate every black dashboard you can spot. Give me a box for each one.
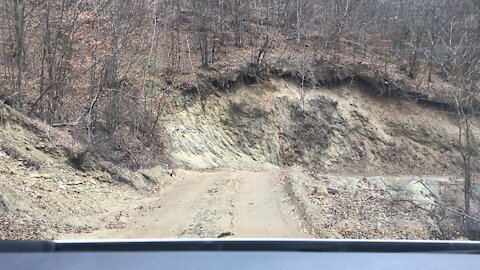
[1,239,479,270]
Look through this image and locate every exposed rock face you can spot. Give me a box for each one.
[163,78,470,175]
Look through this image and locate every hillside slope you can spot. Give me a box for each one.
[0,104,173,239]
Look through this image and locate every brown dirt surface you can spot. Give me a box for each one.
[61,169,311,239]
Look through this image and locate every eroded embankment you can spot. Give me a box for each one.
[163,77,470,175]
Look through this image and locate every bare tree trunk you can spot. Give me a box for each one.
[461,116,472,233]
[456,94,474,238]
[296,0,301,43]
[211,29,216,64]
[105,0,121,134]
[198,27,209,68]
[44,0,55,124]
[234,0,244,47]
[219,0,226,46]
[12,0,25,108]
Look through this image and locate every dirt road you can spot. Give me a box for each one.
[62,170,311,239]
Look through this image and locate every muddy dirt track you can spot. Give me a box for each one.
[61,170,311,239]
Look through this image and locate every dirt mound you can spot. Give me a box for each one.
[282,166,452,239]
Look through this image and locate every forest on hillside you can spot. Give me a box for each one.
[1,0,478,136]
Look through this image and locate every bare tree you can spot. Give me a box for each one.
[12,0,25,108]
[425,0,480,237]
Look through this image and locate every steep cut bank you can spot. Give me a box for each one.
[163,78,470,175]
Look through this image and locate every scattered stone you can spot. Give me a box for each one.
[67,180,84,186]
[313,186,329,196]
[217,231,234,238]
[166,169,175,177]
[35,142,46,149]
[76,171,87,177]
[327,187,339,195]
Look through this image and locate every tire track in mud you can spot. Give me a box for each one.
[179,176,238,238]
